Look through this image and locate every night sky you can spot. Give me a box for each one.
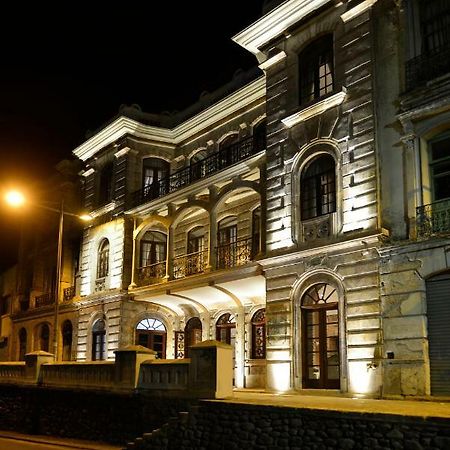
[0,1,266,271]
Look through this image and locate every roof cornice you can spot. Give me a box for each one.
[73,76,266,161]
[232,0,332,57]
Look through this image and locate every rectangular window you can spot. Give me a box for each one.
[430,135,450,201]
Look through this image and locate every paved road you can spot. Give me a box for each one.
[0,433,121,450]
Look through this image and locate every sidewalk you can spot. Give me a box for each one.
[217,390,450,419]
[0,431,121,450]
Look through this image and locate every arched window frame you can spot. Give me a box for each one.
[97,239,110,280]
[251,309,266,360]
[291,144,341,245]
[92,318,106,361]
[38,323,50,352]
[215,312,236,344]
[135,317,167,359]
[184,317,202,358]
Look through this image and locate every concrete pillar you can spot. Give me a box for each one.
[24,351,54,383]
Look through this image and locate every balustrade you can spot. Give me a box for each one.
[216,237,253,269]
[173,250,207,279]
[137,261,167,286]
[35,293,53,308]
[416,199,450,238]
[130,136,263,208]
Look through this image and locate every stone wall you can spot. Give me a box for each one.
[136,401,450,450]
[0,384,196,445]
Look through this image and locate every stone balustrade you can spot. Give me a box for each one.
[0,341,233,399]
[41,361,116,389]
[140,359,190,391]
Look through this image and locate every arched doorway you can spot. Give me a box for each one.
[426,272,450,395]
[92,319,106,361]
[62,320,73,361]
[18,328,27,360]
[184,317,202,358]
[38,323,50,352]
[135,318,167,359]
[301,283,339,389]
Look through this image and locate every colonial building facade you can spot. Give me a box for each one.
[5,0,450,398]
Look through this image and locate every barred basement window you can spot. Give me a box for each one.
[301,154,336,220]
[299,35,334,105]
[97,239,110,279]
[251,309,266,359]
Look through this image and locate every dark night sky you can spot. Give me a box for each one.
[0,1,266,271]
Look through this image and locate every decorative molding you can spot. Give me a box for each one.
[89,201,116,218]
[73,77,266,162]
[114,147,131,159]
[341,0,378,23]
[281,89,347,128]
[81,168,95,177]
[258,51,287,71]
[232,0,331,57]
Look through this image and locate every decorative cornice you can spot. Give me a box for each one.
[232,0,332,57]
[281,89,346,128]
[73,77,266,162]
[258,51,287,71]
[341,0,378,23]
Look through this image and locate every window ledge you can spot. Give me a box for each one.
[281,89,347,128]
[90,201,116,218]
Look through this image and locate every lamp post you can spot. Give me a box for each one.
[5,190,91,360]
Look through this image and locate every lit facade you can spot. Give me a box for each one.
[5,0,450,398]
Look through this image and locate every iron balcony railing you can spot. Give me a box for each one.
[35,293,53,308]
[406,45,450,91]
[138,261,167,285]
[130,135,265,208]
[173,250,208,279]
[416,198,450,238]
[216,237,255,270]
[63,286,75,302]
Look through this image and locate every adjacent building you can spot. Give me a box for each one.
[4,0,450,398]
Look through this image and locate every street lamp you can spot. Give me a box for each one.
[4,190,91,359]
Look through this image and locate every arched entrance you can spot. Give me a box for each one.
[135,318,167,359]
[184,317,202,358]
[301,283,339,389]
[426,272,450,395]
[92,319,106,361]
[62,320,73,361]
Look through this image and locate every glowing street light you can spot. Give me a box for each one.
[5,190,25,208]
[4,189,92,359]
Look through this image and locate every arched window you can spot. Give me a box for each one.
[219,134,239,168]
[184,317,202,358]
[216,313,236,345]
[18,328,27,361]
[98,162,114,205]
[140,230,167,276]
[299,35,334,105]
[253,120,267,152]
[92,319,106,361]
[39,323,50,352]
[187,227,204,254]
[251,207,261,258]
[301,283,339,389]
[136,318,167,359]
[251,309,266,359]
[142,157,170,199]
[301,154,336,220]
[62,320,73,361]
[97,239,110,279]
[217,217,238,269]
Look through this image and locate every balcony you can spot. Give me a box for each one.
[216,237,254,270]
[406,45,450,92]
[138,261,167,286]
[416,199,450,238]
[129,135,264,209]
[63,286,75,302]
[173,250,208,279]
[35,293,53,308]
